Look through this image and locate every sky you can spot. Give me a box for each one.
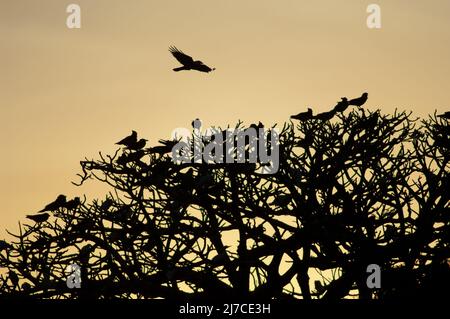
[1,0,450,234]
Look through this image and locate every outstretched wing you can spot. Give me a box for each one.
[169,46,194,66]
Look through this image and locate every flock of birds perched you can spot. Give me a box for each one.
[290,93,368,121]
[25,195,80,223]
[21,47,450,227]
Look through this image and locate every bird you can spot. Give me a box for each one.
[291,108,313,121]
[26,213,50,223]
[437,111,450,119]
[169,46,215,73]
[64,197,81,210]
[250,121,264,130]
[333,97,350,113]
[0,240,11,251]
[314,110,336,121]
[117,149,146,165]
[38,194,66,212]
[79,244,94,263]
[100,198,114,211]
[348,92,368,107]
[116,130,137,148]
[129,138,148,150]
[149,139,180,155]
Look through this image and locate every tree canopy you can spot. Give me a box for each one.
[0,106,449,300]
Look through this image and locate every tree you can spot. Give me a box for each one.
[0,104,449,300]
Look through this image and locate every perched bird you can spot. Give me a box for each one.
[79,244,94,263]
[250,121,264,130]
[291,108,313,121]
[116,130,137,148]
[333,97,350,113]
[348,92,368,107]
[314,110,336,121]
[64,197,81,210]
[437,111,450,119]
[169,46,215,73]
[129,138,148,150]
[117,149,146,165]
[26,213,50,223]
[39,194,66,212]
[100,198,114,211]
[0,240,11,251]
[149,139,179,155]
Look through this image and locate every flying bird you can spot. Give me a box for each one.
[169,46,215,73]
[348,92,368,107]
[291,108,313,121]
[116,130,138,148]
[26,213,50,223]
[437,111,450,119]
[333,97,350,113]
[39,194,67,212]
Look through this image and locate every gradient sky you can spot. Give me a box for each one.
[1,0,450,234]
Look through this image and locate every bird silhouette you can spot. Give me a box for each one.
[348,92,368,107]
[291,108,313,121]
[0,240,11,251]
[26,213,50,223]
[149,139,179,155]
[129,138,148,150]
[250,121,264,130]
[116,130,137,148]
[38,194,66,212]
[333,98,350,113]
[314,110,336,121]
[64,197,81,210]
[99,198,114,211]
[169,46,215,73]
[79,244,94,263]
[437,111,450,119]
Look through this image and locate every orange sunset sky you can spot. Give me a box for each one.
[1,0,450,235]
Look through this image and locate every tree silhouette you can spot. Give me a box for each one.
[0,101,449,300]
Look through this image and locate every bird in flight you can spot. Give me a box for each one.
[26,213,50,223]
[169,46,215,73]
[348,92,368,107]
[291,108,313,121]
[39,194,67,212]
[438,111,450,119]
